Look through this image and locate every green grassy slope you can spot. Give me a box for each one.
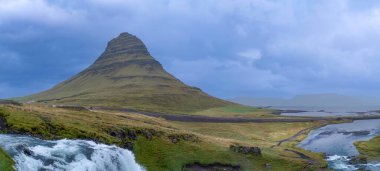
[0,147,14,171]
[356,135,380,162]
[18,33,232,113]
[0,104,327,170]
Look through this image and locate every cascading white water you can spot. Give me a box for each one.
[0,134,145,171]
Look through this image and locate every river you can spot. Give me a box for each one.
[298,119,380,170]
[0,134,145,171]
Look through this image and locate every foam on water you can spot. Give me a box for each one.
[0,134,145,171]
[326,155,380,171]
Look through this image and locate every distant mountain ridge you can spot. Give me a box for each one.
[19,32,231,113]
[231,94,380,107]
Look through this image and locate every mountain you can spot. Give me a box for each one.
[19,33,231,113]
[231,93,380,108]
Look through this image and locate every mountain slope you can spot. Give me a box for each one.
[20,33,231,113]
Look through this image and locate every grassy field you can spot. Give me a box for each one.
[0,104,328,170]
[193,105,277,118]
[0,147,14,171]
[356,135,380,162]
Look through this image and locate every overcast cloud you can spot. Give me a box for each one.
[1,0,380,99]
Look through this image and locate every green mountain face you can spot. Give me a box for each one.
[20,33,231,113]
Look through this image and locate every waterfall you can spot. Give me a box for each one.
[0,134,145,171]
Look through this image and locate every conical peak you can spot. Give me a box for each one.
[90,32,161,74]
[21,32,231,113]
[103,32,150,57]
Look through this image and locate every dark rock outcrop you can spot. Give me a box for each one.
[0,115,7,131]
[15,144,34,156]
[348,156,367,165]
[108,129,127,141]
[136,128,158,140]
[168,134,200,144]
[127,130,138,140]
[230,144,262,156]
[121,142,134,151]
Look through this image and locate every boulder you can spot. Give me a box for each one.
[15,144,34,156]
[127,130,137,140]
[121,142,134,151]
[230,144,262,156]
[348,156,367,165]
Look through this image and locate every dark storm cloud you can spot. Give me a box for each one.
[1,0,380,99]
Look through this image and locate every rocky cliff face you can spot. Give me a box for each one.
[21,32,231,113]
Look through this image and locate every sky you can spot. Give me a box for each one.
[1,0,380,99]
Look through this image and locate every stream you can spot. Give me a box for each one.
[298,119,380,170]
[0,134,145,171]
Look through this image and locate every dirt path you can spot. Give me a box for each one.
[275,127,314,147]
[284,149,319,165]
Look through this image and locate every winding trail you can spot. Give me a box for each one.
[275,127,315,147]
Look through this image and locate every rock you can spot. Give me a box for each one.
[145,132,152,140]
[264,163,272,169]
[0,116,7,130]
[15,144,34,156]
[348,156,367,165]
[109,130,117,137]
[168,134,200,144]
[127,130,137,140]
[122,142,134,151]
[230,144,262,156]
[108,129,127,140]
[250,147,262,156]
[136,128,161,141]
[169,136,180,144]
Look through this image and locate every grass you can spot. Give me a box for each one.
[134,137,315,171]
[0,104,328,170]
[0,147,14,171]
[356,135,380,162]
[193,105,276,118]
[173,121,320,147]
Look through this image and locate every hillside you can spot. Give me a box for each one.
[0,104,327,170]
[19,33,231,113]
